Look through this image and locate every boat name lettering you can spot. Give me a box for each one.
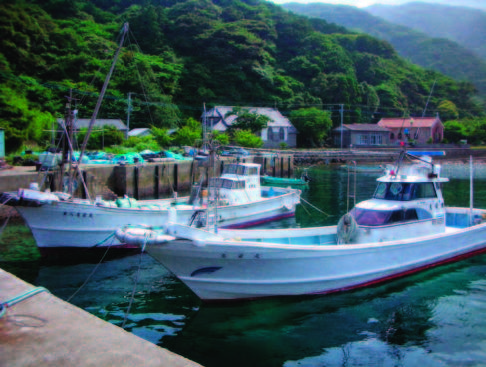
[63,211,93,218]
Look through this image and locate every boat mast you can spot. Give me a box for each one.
[77,22,129,169]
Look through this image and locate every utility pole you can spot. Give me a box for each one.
[340,104,344,150]
[126,92,132,139]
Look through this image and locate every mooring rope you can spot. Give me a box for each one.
[92,232,116,247]
[0,286,50,319]
[0,196,13,237]
[300,197,332,217]
[121,234,147,329]
[66,238,114,303]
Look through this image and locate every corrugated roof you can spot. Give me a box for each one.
[378,117,440,128]
[335,124,390,132]
[128,128,151,136]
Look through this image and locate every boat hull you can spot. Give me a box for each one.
[144,208,486,301]
[14,187,300,250]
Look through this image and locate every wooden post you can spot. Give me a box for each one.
[173,163,178,193]
[154,165,160,199]
[288,156,291,178]
[134,166,139,200]
[280,157,284,177]
[49,173,56,192]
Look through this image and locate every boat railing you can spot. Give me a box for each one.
[346,161,357,212]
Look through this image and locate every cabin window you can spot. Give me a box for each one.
[221,179,233,189]
[209,178,222,188]
[373,182,412,201]
[389,209,418,223]
[351,207,420,226]
[221,179,245,189]
[224,164,237,174]
[351,208,390,226]
[373,182,437,201]
[226,164,246,175]
[248,167,258,176]
[411,182,437,199]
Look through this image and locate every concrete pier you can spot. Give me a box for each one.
[0,268,202,367]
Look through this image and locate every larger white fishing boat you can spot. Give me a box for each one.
[116,150,486,301]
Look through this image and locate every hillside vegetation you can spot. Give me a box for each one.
[367,2,486,61]
[0,0,484,152]
[283,2,486,97]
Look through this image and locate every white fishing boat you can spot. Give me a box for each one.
[116,150,486,301]
[0,161,300,255]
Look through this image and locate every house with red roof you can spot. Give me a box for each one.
[377,115,444,145]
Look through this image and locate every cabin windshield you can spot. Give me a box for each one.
[222,179,245,189]
[224,164,246,176]
[373,182,437,201]
[350,207,430,226]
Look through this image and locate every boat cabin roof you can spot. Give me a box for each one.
[378,160,448,183]
[223,162,261,176]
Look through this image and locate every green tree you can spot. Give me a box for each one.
[172,117,202,146]
[233,129,264,148]
[151,126,173,148]
[437,100,459,121]
[289,107,333,147]
[443,120,466,143]
[211,130,230,146]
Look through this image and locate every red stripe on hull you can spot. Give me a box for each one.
[318,246,486,295]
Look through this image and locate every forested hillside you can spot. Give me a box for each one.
[367,2,486,60]
[0,0,484,152]
[283,3,486,97]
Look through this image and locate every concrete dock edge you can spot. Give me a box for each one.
[0,268,202,367]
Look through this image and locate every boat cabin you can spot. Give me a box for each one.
[339,154,449,244]
[212,163,262,204]
[188,162,263,207]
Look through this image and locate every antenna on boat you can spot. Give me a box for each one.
[422,80,436,119]
[470,155,474,226]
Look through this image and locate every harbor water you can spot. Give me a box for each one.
[2,163,486,367]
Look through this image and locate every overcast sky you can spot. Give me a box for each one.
[268,0,486,9]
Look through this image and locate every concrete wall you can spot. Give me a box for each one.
[0,155,294,200]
